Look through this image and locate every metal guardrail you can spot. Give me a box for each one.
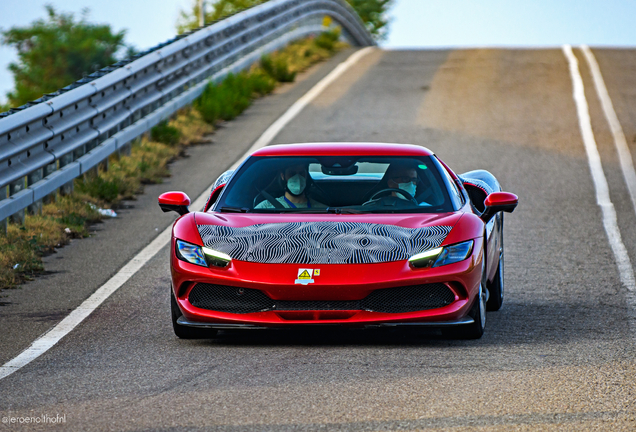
[0,0,374,225]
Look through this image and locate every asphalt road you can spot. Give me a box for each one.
[1,46,636,430]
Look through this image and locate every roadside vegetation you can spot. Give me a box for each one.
[1,6,129,108]
[177,0,394,40]
[0,30,347,290]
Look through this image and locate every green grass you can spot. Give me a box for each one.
[151,121,181,146]
[195,71,276,124]
[261,54,297,82]
[314,28,342,52]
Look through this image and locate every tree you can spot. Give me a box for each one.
[345,0,393,40]
[178,0,393,40]
[1,6,126,107]
[177,0,267,34]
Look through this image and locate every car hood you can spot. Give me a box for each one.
[193,212,462,265]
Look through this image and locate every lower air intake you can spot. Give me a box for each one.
[188,283,455,314]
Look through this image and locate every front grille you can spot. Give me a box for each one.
[362,284,455,313]
[189,284,271,314]
[189,283,455,314]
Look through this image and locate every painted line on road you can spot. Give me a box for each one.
[0,47,375,382]
[562,45,636,292]
[229,47,375,170]
[581,45,636,219]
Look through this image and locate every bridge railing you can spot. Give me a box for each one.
[0,0,374,226]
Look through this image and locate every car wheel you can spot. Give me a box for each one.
[463,282,486,339]
[171,287,217,339]
[444,260,487,340]
[487,221,504,311]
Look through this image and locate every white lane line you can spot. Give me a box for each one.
[0,47,375,382]
[562,45,636,292]
[581,44,636,219]
[230,46,375,170]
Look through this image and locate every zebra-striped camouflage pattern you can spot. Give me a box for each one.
[197,222,452,264]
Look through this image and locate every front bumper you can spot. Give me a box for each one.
[171,238,483,327]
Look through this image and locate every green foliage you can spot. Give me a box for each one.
[346,0,393,40]
[1,5,126,107]
[151,121,181,146]
[195,71,275,124]
[314,28,342,52]
[177,0,392,40]
[177,0,267,34]
[75,175,120,202]
[260,54,296,82]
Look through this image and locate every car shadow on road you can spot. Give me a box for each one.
[189,298,631,348]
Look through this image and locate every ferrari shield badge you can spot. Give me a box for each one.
[295,268,318,285]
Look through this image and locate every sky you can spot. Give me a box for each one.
[1,0,636,104]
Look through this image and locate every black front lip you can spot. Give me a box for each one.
[176,316,474,329]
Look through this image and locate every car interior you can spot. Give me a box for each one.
[218,156,452,212]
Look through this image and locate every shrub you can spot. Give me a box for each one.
[75,175,120,202]
[261,55,297,82]
[247,70,277,96]
[195,71,275,124]
[315,28,341,52]
[151,121,181,146]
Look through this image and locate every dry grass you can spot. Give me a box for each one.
[170,108,215,146]
[0,195,102,288]
[272,31,347,74]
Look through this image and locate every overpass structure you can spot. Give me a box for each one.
[0,0,374,227]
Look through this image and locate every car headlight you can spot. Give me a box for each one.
[408,240,474,268]
[175,239,232,268]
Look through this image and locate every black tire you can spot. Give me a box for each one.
[443,261,487,340]
[171,287,217,339]
[462,282,486,339]
[487,217,504,311]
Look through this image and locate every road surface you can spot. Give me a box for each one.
[1,46,636,430]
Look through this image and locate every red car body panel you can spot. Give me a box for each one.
[172,236,483,326]
[252,142,435,157]
[165,143,515,330]
[170,210,486,327]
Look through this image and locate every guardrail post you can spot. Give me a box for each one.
[9,178,26,225]
[118,141,132,157]
[0,186,6,234]
[59,153,74,195]
[27,168,44,215]
[42,162,57,204]
[86,138,100,177]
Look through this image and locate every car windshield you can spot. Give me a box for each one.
[215,155,456,213]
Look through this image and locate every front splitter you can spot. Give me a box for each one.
[176,316,474,329]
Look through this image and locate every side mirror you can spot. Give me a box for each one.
[158,191,191,216]
[481,192,518,223]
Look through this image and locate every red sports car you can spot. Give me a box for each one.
[159,143,518,339]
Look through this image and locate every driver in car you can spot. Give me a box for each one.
[255,164,327,209]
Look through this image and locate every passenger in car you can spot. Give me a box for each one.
[255,164,327,209]
[385,163,419,200]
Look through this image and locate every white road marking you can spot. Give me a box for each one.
[230,47,375,170]
[562,45,636,292]
[581,45,636,219]
[0,47,375,382]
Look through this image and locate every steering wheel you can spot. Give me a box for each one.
[367,188,418,205]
